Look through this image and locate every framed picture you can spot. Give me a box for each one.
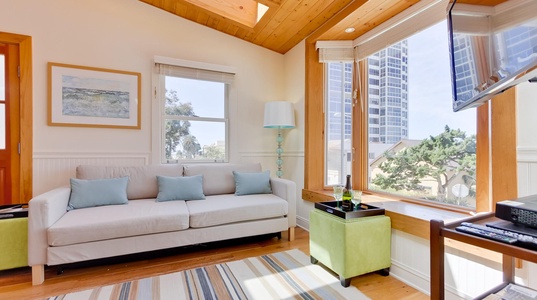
[48,62,141,129]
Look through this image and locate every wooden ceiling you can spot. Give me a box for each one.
[139,0,509,54]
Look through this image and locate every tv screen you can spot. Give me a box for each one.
[448,0,537,111]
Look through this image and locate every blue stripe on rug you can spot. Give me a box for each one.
[261,254,315,300]
[195,267,216,300]
[118,280,131,300]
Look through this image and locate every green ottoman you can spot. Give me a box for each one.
[309,209,391,287]
[0,217,28,270]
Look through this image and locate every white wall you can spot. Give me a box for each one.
[516,81,537,290]
[282,40,312,228]
[517,81,537,198]
[0,0,288,194]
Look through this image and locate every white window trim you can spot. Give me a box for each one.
[151,56,235,164]
[154,56,237,75]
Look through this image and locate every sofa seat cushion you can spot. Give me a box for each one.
[48,199,189,246]
[186,194,288,228]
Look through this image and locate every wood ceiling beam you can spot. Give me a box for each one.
[257,0,282,8]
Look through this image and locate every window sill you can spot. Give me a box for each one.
[302,189,470,239]
[302,189,503,264]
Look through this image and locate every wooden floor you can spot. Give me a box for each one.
[0,228,428,299]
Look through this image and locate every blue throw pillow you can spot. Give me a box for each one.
[233,170,272,196]
[156,175,205,201]
[68,177,129,211]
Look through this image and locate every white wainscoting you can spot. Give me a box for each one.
[518,147,537,197]
[517,147,537,290]
[33,152,150,196]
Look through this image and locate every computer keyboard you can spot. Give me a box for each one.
[455,222,537,250]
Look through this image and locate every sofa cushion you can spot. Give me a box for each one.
[183,163,261,196]
[156,175,205,201]
[48,199,190,246]
[233,170,272,196]
[68,177,129,211]
[186,194,288,228]
[76,164,183,200]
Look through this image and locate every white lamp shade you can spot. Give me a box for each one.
[263,101,295,128]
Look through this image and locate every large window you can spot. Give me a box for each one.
[325,62,353,185]
[154,61,234,163]
[323,21,477,208]
[367,21,477,208]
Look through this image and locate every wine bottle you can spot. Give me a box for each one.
[342,174,353,211]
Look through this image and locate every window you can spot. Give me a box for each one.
[154,59,234,163]
[366,21,477,208]
[325,62,353,185]
[319,21,478,208]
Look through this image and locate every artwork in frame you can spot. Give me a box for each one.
[48,62,141,129]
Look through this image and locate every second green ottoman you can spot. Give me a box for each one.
[309,209,391,287]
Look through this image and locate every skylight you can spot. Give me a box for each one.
[184,0,270,28]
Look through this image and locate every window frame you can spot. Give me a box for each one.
[151,57,235,164]
[303,0,518,246]
[304,39,517,218]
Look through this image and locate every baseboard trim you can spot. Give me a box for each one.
[296,215,309,231]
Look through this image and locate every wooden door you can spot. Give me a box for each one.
[0,43,21,205]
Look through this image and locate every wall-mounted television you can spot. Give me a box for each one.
[448,0,537,112]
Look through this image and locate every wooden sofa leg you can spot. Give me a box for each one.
[288,226,295,241]
[32,265,45,285]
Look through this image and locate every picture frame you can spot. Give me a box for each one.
[48,62,141,129]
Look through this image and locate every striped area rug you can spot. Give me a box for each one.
[48,249,369,300]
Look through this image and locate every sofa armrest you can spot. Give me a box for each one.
[28,187,71,266]
[270,178,296,227]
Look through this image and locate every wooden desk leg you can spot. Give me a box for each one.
[503,254,514,283]
[430,219,445,300]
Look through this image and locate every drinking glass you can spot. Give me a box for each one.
[333,185,344,208]
[351,190,362,210]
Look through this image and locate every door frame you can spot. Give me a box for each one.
[0,32,32,203]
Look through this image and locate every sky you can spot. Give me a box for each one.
[165,77,225,147]
[406,21,477,139]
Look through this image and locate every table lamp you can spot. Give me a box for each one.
[263,101,295,178]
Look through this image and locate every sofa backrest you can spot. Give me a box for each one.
[183,163,262,196]
[76,164,183,200]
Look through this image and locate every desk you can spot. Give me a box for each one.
[309,209,391,287]
[430,212,537,299]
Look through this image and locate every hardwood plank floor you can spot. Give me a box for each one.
[0,228,428,299]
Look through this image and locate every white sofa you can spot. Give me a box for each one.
[28,163,296,285]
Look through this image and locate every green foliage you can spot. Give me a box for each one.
[165,90,201,159]
[202,144,225,160]
[372,125,476,201]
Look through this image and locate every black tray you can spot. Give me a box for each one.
[0,204,28,219]
[315,201,385,220]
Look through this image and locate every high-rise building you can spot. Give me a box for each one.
[368,40,409,144]
[326,62,353,141]
[326,41,410,144]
